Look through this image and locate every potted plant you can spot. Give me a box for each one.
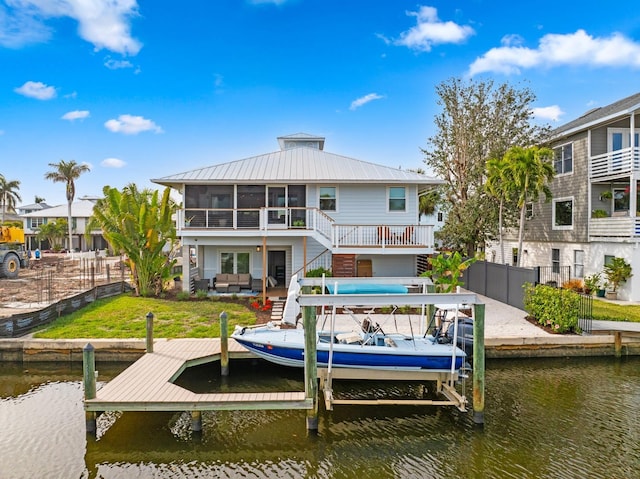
[600,190,613,200]
[292,219,306,228]
[591,209,608,218]
[603,257,632,299]
[583,273,603,296]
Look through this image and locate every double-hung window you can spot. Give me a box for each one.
[388,187,406,212]
[220,252,250,274]
[554,143,573,175]
[319,187,336,212]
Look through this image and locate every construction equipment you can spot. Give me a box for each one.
[0,226,29,279]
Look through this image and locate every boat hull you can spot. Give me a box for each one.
[232,326,466,371]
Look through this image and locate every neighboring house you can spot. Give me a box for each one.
[17,202,53,215]
[21,199,109,251]
[490,92,640,300]
[152,133,442,292]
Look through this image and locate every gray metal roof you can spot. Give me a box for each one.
[152,134,441,188]
[20,200,96,218]
[553,91,640,138]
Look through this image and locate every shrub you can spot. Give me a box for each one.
[306,267,332,278]
[523,283,580,333]
[562,278,584,293]
[195,289,209,299]
[176,291,191,301]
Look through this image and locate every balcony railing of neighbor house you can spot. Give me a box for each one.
[589,216,640,238]
[179,207,434,249]
[590,146,640,180]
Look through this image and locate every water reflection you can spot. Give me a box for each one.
[0,357,638,478]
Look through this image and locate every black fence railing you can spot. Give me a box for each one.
[534,266,571,288]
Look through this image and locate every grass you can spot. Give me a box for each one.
[592,298,640,322]
[33,295,259,339]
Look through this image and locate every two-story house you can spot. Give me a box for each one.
[152,133,441,293]
[490,92,640,301]
[21,198,109,252]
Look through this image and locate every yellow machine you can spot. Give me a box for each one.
[0,226,28,278]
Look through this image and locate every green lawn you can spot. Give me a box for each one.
[33,295,259,339]
[592,299,640,322]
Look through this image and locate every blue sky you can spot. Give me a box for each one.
[1,0,640,206]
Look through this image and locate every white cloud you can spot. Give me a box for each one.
[392,6,475,52]
[14,80,56,99]
[104,114,163,135]
[532,105,564,122]
[1,0,142,55]
[104,57,134,70]
[101,157,126,168]
[61,110,90,121]
[349,93,384,111]
[469,29,640,76]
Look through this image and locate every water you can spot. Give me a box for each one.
[1,357,639,478]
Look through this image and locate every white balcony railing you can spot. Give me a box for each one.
[589,216,640,238]
[178,207,434,249]
[590,147,640,180]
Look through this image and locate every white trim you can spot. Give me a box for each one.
[553,142,574,177]
[318,186,338,212]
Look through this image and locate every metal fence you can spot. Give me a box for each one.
[463,261,592,332]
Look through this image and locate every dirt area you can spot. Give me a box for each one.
[0,253,127,317]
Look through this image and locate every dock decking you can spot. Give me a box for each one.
[85,339,312,412]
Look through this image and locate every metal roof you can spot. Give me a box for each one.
[20,200,97,218]
[152,134,441,188]
[552,92,640,139]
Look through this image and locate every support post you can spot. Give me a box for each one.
[472,303,485,426]
[220,311,229,376]
[191,411,202,432]
[303,297,318,431]
[614,331,622,358]
[146,312,154,353]
[83,343,97,433]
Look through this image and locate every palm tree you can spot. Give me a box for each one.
[485,157,513,264]
[44,160,90,252]
[0,174,22,224]
[418,188,441,219]
[505,146,555,267]
[87,184,177,296]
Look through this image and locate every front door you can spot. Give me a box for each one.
[267,186,287,228]
[268,250,286,286]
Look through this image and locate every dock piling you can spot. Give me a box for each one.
[146,312,154,353]
[472,303,485,426]
[191,411,202,432]
[83,343,97,433]
[303,298,318,431]
[220,312,229,376]
[614,331,622,357]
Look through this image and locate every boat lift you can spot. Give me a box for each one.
[290,275,486,426]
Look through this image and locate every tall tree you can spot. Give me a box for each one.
[35,196,46,204]
[485,157,514,264]
[44,160,90,252]
[0,174,22,224]
[87,184,178,297]
[422,77,549,256]
[505,146,555,267]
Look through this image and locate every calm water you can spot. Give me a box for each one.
[1,357,639,479]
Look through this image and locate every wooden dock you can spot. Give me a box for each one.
[84,339,312,413]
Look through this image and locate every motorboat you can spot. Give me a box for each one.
[231,317,466,372]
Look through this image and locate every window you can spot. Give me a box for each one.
[220,252,250,274]
[525,203,533,220]
[574,250,584,278]
[388,187,406,212]
[512,247,518,266]
[553,198,573,229]
[319,187,336,211]
[28,217,46,229]
[552,248,560,274]
[554,143,573,174]
[613,187,630,212]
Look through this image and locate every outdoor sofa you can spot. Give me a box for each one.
[215,273,252,293]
